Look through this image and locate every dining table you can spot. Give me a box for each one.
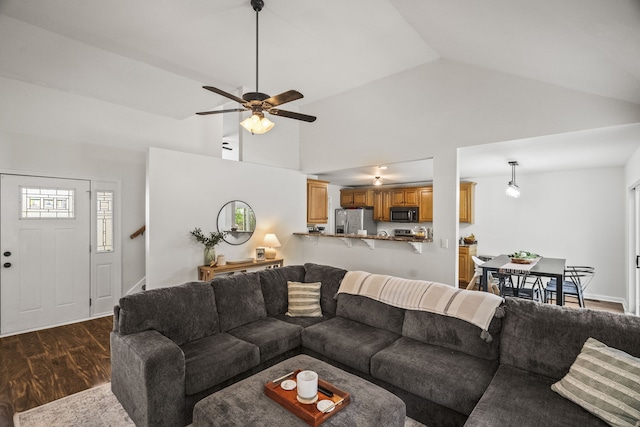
[480,255,567,305]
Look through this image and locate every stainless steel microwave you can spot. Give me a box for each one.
[390,207,419,222]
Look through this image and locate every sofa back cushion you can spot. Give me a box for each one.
[304,263,347,316]
[117,281,219,346]
[212,273,267,331]
[258,265,306,316]
[336,294,405,334]
[402,310,502,361]
[501,297,640,379]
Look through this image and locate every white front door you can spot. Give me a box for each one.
[1,174,91,334]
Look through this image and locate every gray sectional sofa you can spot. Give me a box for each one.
[111,263,640,427]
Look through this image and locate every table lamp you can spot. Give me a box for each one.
[263,234,281,259]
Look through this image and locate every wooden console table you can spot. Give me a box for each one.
[198,258,284,281]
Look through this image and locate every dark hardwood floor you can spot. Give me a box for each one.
[0,316,113,424]
[0,299,627,424]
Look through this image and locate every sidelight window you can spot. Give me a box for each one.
[96,191,114,252]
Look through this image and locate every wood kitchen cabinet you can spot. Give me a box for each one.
[307,179,329,224]
[418,187,433,222]
[459,182,476,223]
[389,188,419,207]
[458,244,477,288]
[340,188,373,208]
[373,190,391,221]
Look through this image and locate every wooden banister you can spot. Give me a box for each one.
[130,225,146,239]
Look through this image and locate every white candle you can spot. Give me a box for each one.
[296,370,318,400]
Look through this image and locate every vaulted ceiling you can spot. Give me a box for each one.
[1,0,639,180]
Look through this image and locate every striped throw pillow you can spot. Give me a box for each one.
[286,281,322,317]
[551,337,640,427]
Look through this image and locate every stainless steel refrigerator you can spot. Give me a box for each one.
[335,208,377,235]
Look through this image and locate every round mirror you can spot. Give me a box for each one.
[217,200,256,245]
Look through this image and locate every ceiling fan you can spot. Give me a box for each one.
[196,0,316,134]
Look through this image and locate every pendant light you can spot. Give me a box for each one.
[373,176,383,186]
[506,161,520,198]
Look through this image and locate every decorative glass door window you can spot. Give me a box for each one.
[20,187,75,219]
[96,191,114,252]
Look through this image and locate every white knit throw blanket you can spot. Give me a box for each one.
[337,271,505,341]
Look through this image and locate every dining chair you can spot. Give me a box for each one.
[468,256,501,295]
[503,274,544,302]
[545,266,595,307]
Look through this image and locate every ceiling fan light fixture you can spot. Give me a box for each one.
[240,113,274,135]
[506,161,520,198]
[373,176,383,186]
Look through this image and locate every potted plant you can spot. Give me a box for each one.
[190,227,226,265]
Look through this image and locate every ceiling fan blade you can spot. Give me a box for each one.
[269,108,317,122]
[263,90,303,107]
[203,86,247,105]
[196,108,246,116]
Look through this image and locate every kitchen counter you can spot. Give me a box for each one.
[293,232,433,243]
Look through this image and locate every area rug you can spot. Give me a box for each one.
[14,382,426,426]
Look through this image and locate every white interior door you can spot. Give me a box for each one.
[1,174,91,334]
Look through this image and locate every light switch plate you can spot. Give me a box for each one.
[441,238,448,249]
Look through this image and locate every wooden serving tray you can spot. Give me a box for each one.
[264,369,351,427]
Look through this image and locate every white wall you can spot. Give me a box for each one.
[146,147,307,289]
[625,146,640,314]
[459,167,626,304]
[0,131,146,296]
[300,58,640,301]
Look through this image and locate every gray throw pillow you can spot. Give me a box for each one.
[551,337,640,427]
[286,281,322,317]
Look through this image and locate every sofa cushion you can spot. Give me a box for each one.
[180,332,260,395]
[258,266,306,316]
[273,313,332,328]
[301,316,400,374]
[117,281,219,346]
[303,263,347,316]
[501,297,640,379]
[336,294,405,334]
[286,281,322,317]
[212,273,267,331]
[551,337,640,427]
[229,317,303,363]
[402,309,501,361]
[371,337,498,416]
[465,364,608,427]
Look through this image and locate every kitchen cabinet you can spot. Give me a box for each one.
[307,179,329,224]
[458,244,477,287]
[460,182,476,223]
[418,187,433,222]
[390,188,419,207]
[340,188,373,208]
[373,190,391,221]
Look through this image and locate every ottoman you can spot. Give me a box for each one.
[193,354,406,426]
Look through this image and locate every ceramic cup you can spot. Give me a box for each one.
[296,370,318,400]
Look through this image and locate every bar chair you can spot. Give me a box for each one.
[545,266,595,307]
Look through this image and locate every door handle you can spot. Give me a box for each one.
[3,263,11,268]
[3,251,10,257]
[636,255,640,268]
